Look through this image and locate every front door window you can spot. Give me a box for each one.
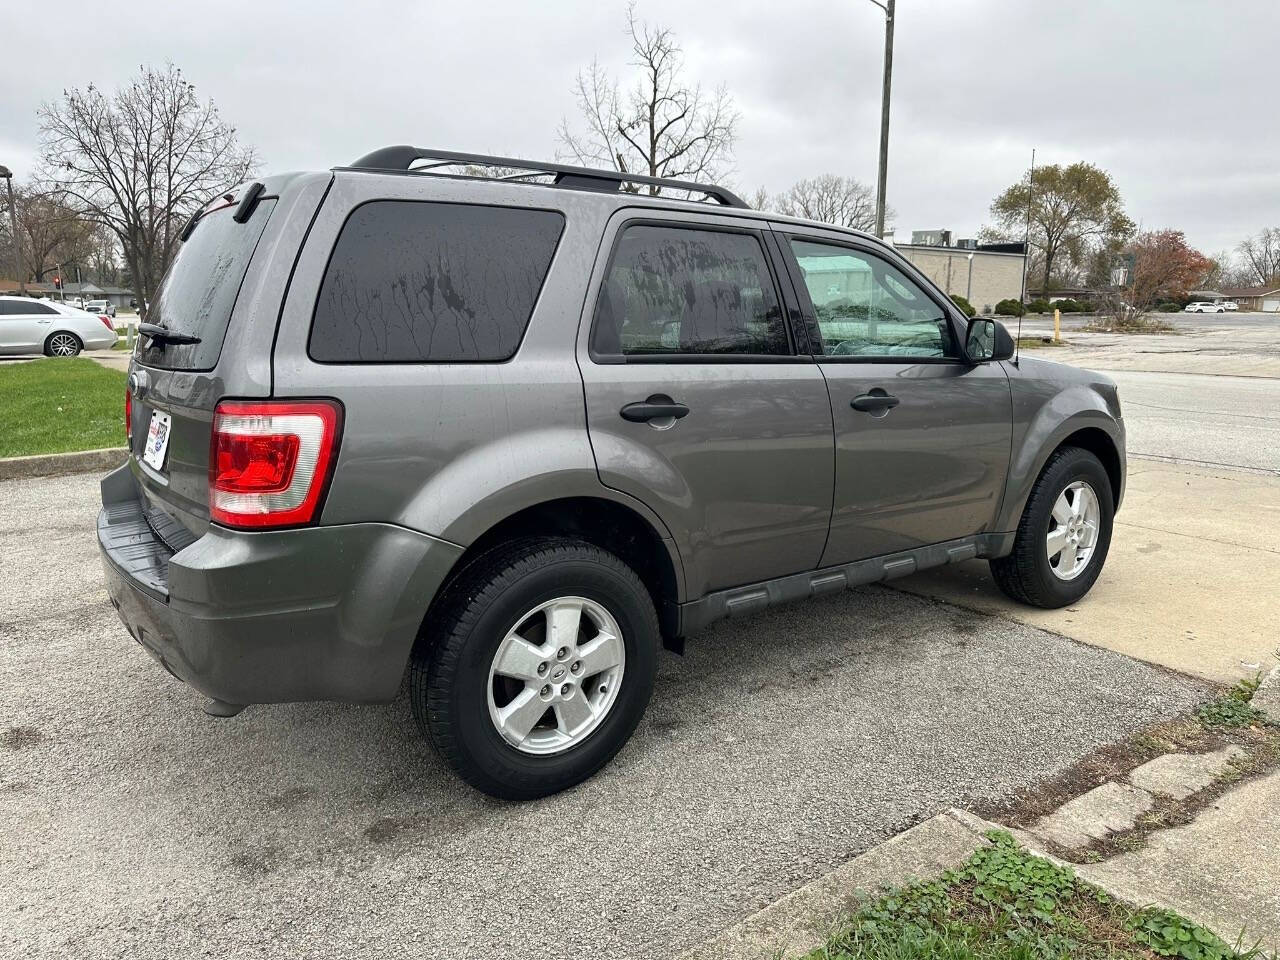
[789,239,953,358]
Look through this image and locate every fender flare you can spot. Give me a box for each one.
[996,397,1124,532]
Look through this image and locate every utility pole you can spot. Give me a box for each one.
[867,0,895,239]
[0,165,22,294]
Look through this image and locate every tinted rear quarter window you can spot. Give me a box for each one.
[138,199,277,370]
[309,201,565,363]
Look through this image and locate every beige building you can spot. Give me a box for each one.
[894,243,1027,313]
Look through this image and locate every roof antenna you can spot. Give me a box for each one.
[1014,147,1036,367]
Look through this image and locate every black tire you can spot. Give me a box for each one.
[410,537,659,800]
[43,331,83,357]
[990,446,1114,609]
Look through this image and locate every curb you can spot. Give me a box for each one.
[677,810,994,960]
[0,447,126,481]
[1255,666,1280,725]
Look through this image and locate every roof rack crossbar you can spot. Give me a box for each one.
[345,145,748,208]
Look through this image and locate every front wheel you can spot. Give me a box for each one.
[990,446,1114,608]
[410,537,659,800]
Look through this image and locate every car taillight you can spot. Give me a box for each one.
[209,400,343,529]
[99,316,113,331]
[125,389,132,444]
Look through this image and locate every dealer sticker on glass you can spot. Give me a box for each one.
[142,411,172,471]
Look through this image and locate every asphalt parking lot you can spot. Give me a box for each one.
[1,473,1210,959]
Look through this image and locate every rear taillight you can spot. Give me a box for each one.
[209,400,343,529]
[125,389,132,445]
[99,316,113,331]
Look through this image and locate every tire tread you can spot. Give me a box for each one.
[409,536,658,800]
[989,445,1111,609]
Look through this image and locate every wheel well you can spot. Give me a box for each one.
[439,498,680,641]
[1057,428,1121,507]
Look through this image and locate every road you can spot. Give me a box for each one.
[0,473,1207,960]
[1110,369,1280,474]
[1019,311,1279,334]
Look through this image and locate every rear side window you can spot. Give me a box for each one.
[138,199,277,370]
[309,201,565,363]
[591,224,789,357]
[0,300,57,316]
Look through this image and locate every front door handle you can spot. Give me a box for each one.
[851,391,900,413]
[620,398,690,423]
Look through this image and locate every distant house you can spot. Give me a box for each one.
[1221,285,1280,313]
[1185,290,1224,302]
[62,282,135,311]
[0,279,134,310]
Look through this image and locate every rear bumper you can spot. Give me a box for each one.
[98,465,463,705]
[82,331,117,351]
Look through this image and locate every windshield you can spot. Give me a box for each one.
[137,198,276,370]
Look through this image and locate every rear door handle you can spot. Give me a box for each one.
[851,392,900,413]
[620,398,690,422]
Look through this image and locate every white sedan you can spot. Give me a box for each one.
[1183,302,1226,313]
[0,296,118,356]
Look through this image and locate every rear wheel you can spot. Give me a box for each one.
[990,446,1114,608]
[45,332,82,357]
[410,537,659,800]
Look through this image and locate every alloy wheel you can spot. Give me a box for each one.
[487,596,625,755]
[1046,480,1100,581]
[50,334,79,357]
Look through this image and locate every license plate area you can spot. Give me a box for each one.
[142,411,172,472]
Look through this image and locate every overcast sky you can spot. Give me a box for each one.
[1,0,1276,256]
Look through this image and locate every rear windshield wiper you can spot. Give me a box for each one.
[138,322,201,346]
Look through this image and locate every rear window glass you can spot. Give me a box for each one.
[138,199,276,370]
[309,201,565,363]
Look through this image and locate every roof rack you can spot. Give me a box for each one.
[345,145,749,209]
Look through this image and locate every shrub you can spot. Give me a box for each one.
[1026,298,1051,314]
[949,294,976,317]
[993,298,1022,316]
[1053,298,1083,313]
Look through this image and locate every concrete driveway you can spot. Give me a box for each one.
[0,473,1207,960]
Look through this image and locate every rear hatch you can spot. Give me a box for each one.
[126,175,329,540]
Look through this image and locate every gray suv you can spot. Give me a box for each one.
[99,147,1125,799]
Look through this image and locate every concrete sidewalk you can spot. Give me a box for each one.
[1075,769,1280,953]
[898,459,1280,684]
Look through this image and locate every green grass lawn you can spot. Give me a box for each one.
[807,832,1268,960]
[0,357,127,457]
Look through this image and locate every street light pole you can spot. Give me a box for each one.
[866,0,895,239]
[0,165,22,294]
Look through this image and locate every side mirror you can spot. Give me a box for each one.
[965,317,1015,363]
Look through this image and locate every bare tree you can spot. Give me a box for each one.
[773,174,883,230]
[744,186,769,211]
[1237,227,1280,286]
[557,4,738,195]
[0,183,95,282]
[38,63,256,316]
[1201,250,1255,292]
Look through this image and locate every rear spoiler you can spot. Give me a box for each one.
[178,182,266,242]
